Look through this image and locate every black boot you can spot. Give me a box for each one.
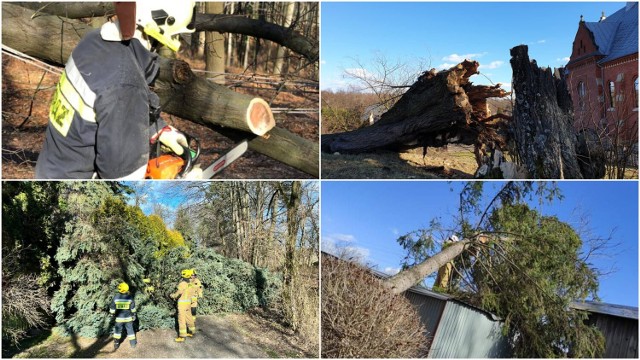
[114,341,120,350]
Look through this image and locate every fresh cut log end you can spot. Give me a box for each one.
[247,98,276,136]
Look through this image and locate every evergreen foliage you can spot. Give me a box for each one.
[474,204,604,357]
[396,182,607,358]
[3,181,297,346]
[45,183,281,338]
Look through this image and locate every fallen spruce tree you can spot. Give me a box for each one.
[2,3,319,177]
[322,46,605,179]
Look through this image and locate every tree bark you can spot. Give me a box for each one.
[509,45,584,179]
[322,60,509,154]
[273,2,295,76]
[383,238,471,295]
[2,3,318,177]
[204,2,225,85]
[14,2,319,63]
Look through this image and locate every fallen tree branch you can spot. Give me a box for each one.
[12,2,319,63]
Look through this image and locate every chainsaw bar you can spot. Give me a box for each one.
[201,140,249,179]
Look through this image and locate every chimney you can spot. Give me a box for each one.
[599,11,606,22]
[580,14,585,23]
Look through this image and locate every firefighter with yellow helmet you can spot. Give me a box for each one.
[109,282,137,350]
[190,269,204,321]
[170,269,196,342]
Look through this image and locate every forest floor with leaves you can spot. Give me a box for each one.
[11,311,315,358]
[2,55,319,179]
[321,145,479,179]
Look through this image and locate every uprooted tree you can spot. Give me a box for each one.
[322,45,607,179]
[2,3,318,177]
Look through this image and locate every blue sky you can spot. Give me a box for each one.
[321,2,628,91]
[321,181,639,307]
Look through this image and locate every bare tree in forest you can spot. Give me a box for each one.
[205,2,226,84]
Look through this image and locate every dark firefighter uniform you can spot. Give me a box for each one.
[109,292,137,348]
[35,29,167,179]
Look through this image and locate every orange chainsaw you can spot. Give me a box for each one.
[145,133,248,179]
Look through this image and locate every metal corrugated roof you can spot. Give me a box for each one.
[571,301,639,320]
[584,2,638,63]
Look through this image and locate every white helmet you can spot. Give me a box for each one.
[135,1,196,52]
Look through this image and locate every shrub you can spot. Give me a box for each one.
[136,304,174,330]
[321,254,429,358]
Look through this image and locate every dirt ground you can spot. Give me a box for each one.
[1,55,319,179]
[12,312,316,359]
[321,145,479,179]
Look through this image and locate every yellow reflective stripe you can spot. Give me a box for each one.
[58,71,96,122]
[64,56,96,106]
[49,82,75,137]
[127,335,136,339]
[115,317,134,322]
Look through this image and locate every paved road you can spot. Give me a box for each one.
[73,316,269,358]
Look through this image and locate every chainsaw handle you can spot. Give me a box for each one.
[176,144,193,178]
[188,136,201,164]
[176,133,201,178]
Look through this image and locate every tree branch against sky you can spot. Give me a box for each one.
[322,181,636,357]
[321,181,638,307]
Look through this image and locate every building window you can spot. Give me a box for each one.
[577,81,586,110]
[608,81,615,109]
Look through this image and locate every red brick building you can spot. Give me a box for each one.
[566,2,638,143]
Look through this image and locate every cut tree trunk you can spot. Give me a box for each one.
[509,45,584,179]
[321,60,509,156]
[2,3,318,177]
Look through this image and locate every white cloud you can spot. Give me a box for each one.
[324,233,356,243]
[557,57,570,62]
[436,62,457,70]
[479,61,504,70]
[537,39,547,44]
[442,52,487,62]
[321,235,370,261]
[320,60,326,65]
[383,267,401,275]
[344,67,374,80]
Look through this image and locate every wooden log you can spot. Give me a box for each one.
[509,45,584,179]
[12,2,319,63]
[321,60,509,154]
[2,3,319,177]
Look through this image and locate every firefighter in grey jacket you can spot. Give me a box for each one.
[35,1,200,179]
[110,282,137,350]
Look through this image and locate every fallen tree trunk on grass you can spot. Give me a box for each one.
[2,3,318,177]
[321,60,510,159]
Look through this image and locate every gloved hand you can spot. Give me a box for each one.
[132,314,137,321]
[151,126,188,155]
[184,166,203,180]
